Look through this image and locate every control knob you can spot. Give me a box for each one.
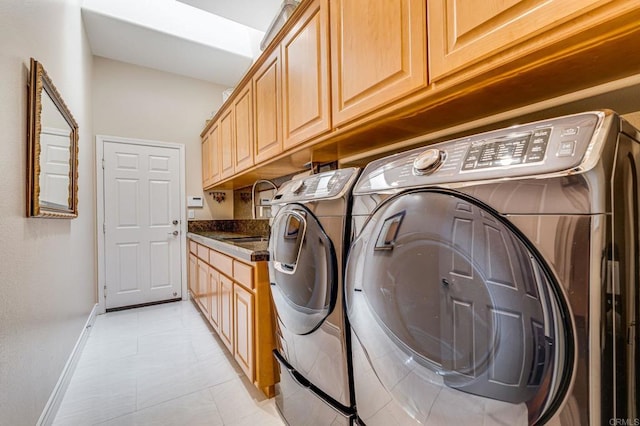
[413,148,445,175]
[290,179,305,195]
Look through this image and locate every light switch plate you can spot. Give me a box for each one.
[188,209,195,219]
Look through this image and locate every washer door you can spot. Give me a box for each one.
[346,190,571,423]
[270,204,337,335]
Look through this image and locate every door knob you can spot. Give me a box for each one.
[172,220,179,225]
[168,230,179,236]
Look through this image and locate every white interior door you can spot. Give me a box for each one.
[103,141,182,309]
[39,127,71,208]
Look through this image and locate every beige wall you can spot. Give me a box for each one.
[624,111,640,128]
[92,57,234,220]
[0,0,96,424]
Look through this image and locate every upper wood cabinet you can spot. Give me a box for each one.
[253,50,283,163]
[427,0,622,81]
[200,0,640,190]
[201,133,211,188]
[219,108,234,180]
[330,0,427,126]
[233,85,254,173]
[209,122,220,185]
[202,121,220,188]
[282,0,331,150]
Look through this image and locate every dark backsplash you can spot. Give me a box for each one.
[234,189,254,219]
[188,219,270,236]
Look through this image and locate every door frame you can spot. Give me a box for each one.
[95,135,187,314]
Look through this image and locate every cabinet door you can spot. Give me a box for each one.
[282,0,331,150]
[330,0,427,126]
[219,109,234,180]
[234,284,255,381]
[209,266,220,333]
[197,259,210,317]
[233,85,254,173]
[188,252,198,296]
[428,0,604,80]
[208,122,220,185]
[254,50,282,163]
[201,134,211,188]
[219,274,234,352]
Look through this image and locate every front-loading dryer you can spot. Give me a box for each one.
[345,110,639,425]
[268,167,359,425]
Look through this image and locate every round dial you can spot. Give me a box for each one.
[413,148,445,174]
[290,179,305,194]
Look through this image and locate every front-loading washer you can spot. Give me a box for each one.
[345,110,639,425]
[268,167,360,425]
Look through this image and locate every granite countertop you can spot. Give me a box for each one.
[187,231,269,262]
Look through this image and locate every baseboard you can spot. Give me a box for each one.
[37,303,99,426]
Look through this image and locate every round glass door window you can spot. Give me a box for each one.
[345,190,572,424]
[269,204,337,335]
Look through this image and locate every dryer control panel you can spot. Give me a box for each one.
[272,167,360,204]
[354,111,607,194]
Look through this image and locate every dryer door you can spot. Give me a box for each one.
[346,190,571,424]
[269,204,337,335]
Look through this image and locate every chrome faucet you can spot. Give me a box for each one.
[251,179,278,219]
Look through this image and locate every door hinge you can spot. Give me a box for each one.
[103,223,106,234]
[103,285,107,298]
[102,158,105,169]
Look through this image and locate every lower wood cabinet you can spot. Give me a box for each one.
[188,252,198,296]
[187,239,277,397]
[197,259,210,317]
[209,266,220,333]
[233,284,254,380]
[218,274,234,353]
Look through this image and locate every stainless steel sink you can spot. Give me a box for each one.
[220,236,268,243]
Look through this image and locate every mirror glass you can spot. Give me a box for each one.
[27,58,78,218]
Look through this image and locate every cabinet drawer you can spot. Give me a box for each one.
[189,240,197,254]
[211,250,233,277]
[234,260,254,290]
[197,244,210,261]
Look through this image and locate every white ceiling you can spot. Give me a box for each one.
[82,0,287,87]
[177,0,283,32]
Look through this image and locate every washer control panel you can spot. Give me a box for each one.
[355,111,606,194]
[272,167,360,203]
[461,127,551,171]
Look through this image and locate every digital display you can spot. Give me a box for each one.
[462,128,551,171]
[316,175,332,193]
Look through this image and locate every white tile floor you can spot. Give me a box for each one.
[53,300,285,426]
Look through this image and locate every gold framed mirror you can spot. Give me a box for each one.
[27,58,79,218]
